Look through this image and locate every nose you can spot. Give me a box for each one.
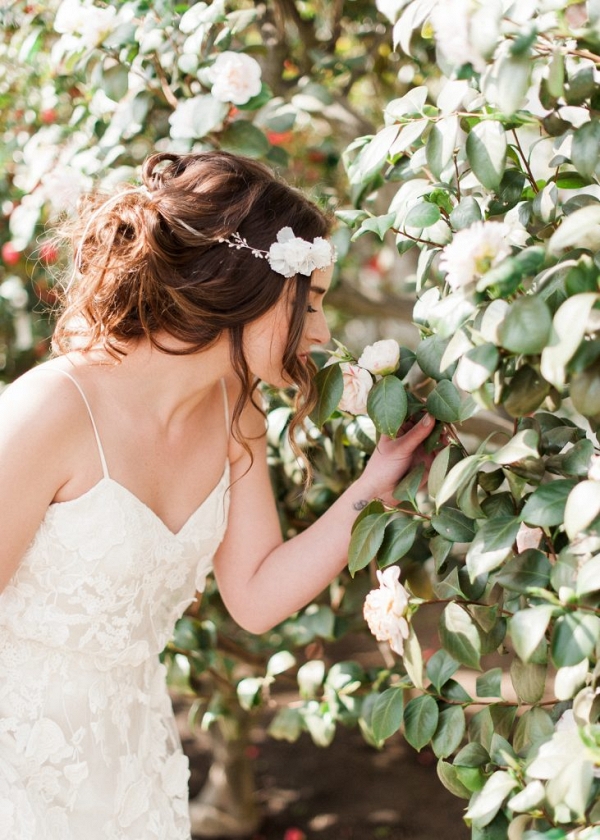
[308,310,331,346]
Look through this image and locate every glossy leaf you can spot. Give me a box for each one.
[426,380,462,423]
[371,686,404,744]
[310,364,344,427]
[551,612,600,667]
[509,605,554,663]
[367,375,407,437]
[439,603,481,670]
[403,694,439,751]
[432,706,466,758]
[520,480,576,527]
[466,120,507,191]
[348,513,388,575]
[377,517,419,568]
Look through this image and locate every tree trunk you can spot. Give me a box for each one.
[188,711,261,838]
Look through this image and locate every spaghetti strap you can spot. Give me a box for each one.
[36,367,110,479]
[220,377,230,434]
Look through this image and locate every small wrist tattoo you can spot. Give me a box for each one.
[353,499,369,511]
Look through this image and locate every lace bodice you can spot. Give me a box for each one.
[0,368,230,840]
[0,466,229,668]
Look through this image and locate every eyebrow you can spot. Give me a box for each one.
[310,285,327,295]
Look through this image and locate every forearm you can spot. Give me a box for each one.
[235,475,378,633]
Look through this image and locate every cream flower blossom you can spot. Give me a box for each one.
[54,0,118,49]
[431,0,501,74]
[207,52,262,105]
[358,339,401,376]
[363,566,410,656]
[439,221,512,290]
[338,363,373,415]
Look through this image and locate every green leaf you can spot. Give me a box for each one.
[564,479,600,539]
[351,212,397,241]
[393,463,425,504]
[237,676,264,710]
[466,516,521,580]
[436,454,483,509]
[310,364,344,427]
[426,649,460,693]
[348,513,388,576]
[402,625,424,689]
[404,202,441,229]
[352,124,400,182]
[426,380,461,423]
[512,707,554,753]
[426,115,458,179]
[268,707,304,742]
[403,694,439,751]
[220,121,270,158]
[450,196,483,230]
[431,507,475,542]
[266,650,296,676]
[416,335,457,381]
[439,603,481,670]
[335,209,369,228]
[509,659,546,704]
[432,706,466,758]
[495,550,551,594]
[297,660,325,699]
[437,760,471,799]
[548,204,600,255]
[551,612,600,667]
[466,121,507,192]
[520,480,576,527]
[540,292,598,389]
[455,344,499,392]
[492,429,539,465]
[465,770,518,828]
[509,605,554,663]
[371,686,404,744]
[498,296,552,355]
[476,668,502,699]
[377,518,419,568]
[571,120,600,181]
[577,555,600,596]
[366,375,407,437]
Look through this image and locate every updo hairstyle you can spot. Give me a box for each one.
[52,151,332,465]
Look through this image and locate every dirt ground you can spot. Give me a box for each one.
[179,702,470,840]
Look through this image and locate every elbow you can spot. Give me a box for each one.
[231,611,279,636]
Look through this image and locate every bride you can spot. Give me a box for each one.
[0,150,434,839]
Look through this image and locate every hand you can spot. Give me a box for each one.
[358,413,436,506]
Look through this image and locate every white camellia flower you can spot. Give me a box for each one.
[269,229,313,278]
[358,339,401,376]
[439,221,512,290]
[338,363,373,415]
[363,566,410,656]
[54,0,118,49]
[588,454,600,481]
[207,51,262,105]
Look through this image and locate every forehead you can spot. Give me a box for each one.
[310,263,334,294]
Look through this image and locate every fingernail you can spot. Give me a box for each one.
[422,414,433,426]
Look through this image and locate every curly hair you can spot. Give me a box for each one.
[52,151,333,474]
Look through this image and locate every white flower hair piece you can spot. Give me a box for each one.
[218,226,336,278]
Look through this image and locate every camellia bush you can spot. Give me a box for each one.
[3,1,600,838]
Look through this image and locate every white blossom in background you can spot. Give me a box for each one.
[338,363,373,415]
[358,339,400,375]
[439,221,512,290]
[54,0,119,50]
[0,277,28,309]
[431,0,502,73]
[207,52,262,105]
[168,95,227,140]
[588,455,600,482]
[363,566,410,656]
[40,165,91,216]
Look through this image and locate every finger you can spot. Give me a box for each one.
[393,413,435,450]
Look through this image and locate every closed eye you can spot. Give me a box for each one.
[307,305,318,313]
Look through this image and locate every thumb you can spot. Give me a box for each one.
[392,413,435,450]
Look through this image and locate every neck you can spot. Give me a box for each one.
[67,332,232,425]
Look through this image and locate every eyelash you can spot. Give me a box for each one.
[307,305,317,314]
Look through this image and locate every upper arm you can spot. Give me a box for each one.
[213,391,284,615]
[0,371,79,591]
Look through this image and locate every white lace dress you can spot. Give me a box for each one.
[0,371,230,840]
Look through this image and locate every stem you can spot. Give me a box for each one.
[511,129,539,193]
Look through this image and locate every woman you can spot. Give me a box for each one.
[0,151,433,839]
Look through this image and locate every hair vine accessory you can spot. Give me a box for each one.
[218,226,335,278]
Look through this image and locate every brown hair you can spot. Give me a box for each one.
[52,151,332,474]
